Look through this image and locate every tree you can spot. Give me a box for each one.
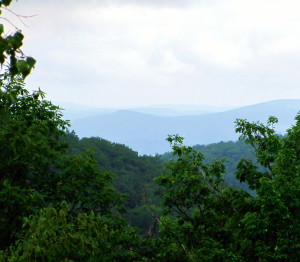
[0,75,70,248]
[154,135,245,261]
[152,115,300,261]
[234,115,300,260]
[1,202,142,262]
[0,0,36,77]
[0,5,65,246]
[0,2,141,259]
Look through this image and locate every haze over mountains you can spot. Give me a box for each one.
[59,103,236,120]
[61,99,300,155]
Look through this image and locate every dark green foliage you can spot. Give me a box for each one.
[0,7,141,257]
[65,133,164,235]
[0,77,69,187]
[50,151,126,215]
[151,116,300,261]
[0,76,70,248]
[153,135,246,261]
[233,116,300,260]
[0,180,44,248]
[161,139,256,191]
[0,72,137,257]
[1,202,142,262]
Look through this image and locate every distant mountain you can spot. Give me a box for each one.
[130,104,237,117]
[61,108,116,122]
[53,101,117,121]
[71,99,300,155]
[56,102,236,121]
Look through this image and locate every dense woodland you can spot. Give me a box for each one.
[64,133,256,237]
[1,1,300,261]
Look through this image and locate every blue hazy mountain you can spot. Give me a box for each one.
[130,105,237,117]
[70,99,300,155]
[56,102,235,121]
[53,101,117,121]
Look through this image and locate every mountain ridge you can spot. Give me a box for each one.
[71,99,300,155]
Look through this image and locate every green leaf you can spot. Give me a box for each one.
[17,60,29,72]
[0,24,4,35]
[7,31,24,49]
[0,53,5,64]
[17,60,32,78]
[1,0,13,6]
[9,64,18,76]
[26,57,36,68]
[0,37,8,53]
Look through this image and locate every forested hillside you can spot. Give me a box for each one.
[64,132,164,235]
[63,133,256,235]
[162,140,257,190]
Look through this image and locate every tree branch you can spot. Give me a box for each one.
[1,6,38,29]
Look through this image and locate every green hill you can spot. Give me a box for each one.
[65,132,258,234]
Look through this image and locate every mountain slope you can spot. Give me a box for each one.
[71,99,300,155]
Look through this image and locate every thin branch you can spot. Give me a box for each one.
[196,203,204,217]
[171,200,193,222]
[2,7,38,28]
[0,17,19,30]
[2,7,38,18]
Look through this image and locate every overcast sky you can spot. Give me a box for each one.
[4,0,300,108]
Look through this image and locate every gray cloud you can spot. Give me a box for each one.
[9,0,300,109]
[108,0,196,8]
[38,0,214,9]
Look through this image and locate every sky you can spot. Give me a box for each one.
[3,0,300,108]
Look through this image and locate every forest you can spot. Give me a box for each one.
[1,1,300,261]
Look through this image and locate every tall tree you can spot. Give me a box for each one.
[153,116,300,261]
[234,115,300,260]
[0,2,141,260]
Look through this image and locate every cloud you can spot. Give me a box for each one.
[6,0,300,108]
[104,0,198,8]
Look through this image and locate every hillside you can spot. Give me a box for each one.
[65,133,258,234]
[64,132,164,235]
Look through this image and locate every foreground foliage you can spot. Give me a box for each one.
[0,77,144,260]
[151,116,300,261]
[3,203,141,261]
